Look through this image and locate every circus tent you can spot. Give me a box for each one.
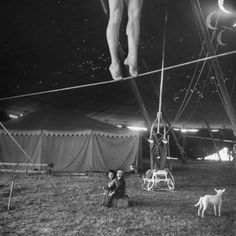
[0,106,142,172]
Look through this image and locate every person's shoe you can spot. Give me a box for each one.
[124,58,138,77]
[109,64,123,81]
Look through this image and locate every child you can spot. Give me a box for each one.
[101,170,116,206]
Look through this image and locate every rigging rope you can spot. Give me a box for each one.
[0,121,33,163]
[184,134,236,143]
[174,11,220,124]
[174,44,207,124]
[157,2,168,133]
[0,50,236,101]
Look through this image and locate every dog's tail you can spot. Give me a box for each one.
[194,197,202,207]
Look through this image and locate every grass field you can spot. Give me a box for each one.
[0,161,236,235]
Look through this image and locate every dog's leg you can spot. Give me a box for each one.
[197,206,201,216]
[214,205,217,216]
[196,198,202,216]
[218,201,222,216]
[202,203,207,218]
[198,202,203,216]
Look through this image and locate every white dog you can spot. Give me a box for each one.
[194,188,225,217]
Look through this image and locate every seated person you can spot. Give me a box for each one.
[130,164,137,174]
[103,170,116,192]
[107,170,126,207]
[101,170,116,206]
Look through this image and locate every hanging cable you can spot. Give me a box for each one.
[157,1,168,133]
[174,44,206,124]
[184,9,230,124]
[148,0,168,146]
[195,4,228,114]
[0,50,235,101]
[174,10,221,124]
[193,0,236,135]
[186,76,209,123]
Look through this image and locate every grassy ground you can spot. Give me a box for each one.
[0,160,236,236]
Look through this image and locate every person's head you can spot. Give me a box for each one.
[108,170,116,180]
[117,170,123,179]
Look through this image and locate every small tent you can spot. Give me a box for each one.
[0,106,142,172]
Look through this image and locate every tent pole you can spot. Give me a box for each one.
[200,104,222,162]
[0,122,33,163]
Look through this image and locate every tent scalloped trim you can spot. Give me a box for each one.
[0,129,138,138]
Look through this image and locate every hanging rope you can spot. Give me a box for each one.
[193,6,229,115]
[148,0,168,145]
[174,45,207,124]
[0,122,33,163]
[184,134,236,143]
[194,0,236,135]
[157,1,168,134]
[0,50,236,101]
[165,11,226,135]
[174,11,221,124]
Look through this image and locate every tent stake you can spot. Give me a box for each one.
[7,181,14,210]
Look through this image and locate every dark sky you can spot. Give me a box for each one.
[0,0,236,129]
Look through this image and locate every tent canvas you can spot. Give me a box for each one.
[0,106,141,172]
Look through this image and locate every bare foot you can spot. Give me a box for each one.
[109,63,123,81]
[124,58,138,77]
